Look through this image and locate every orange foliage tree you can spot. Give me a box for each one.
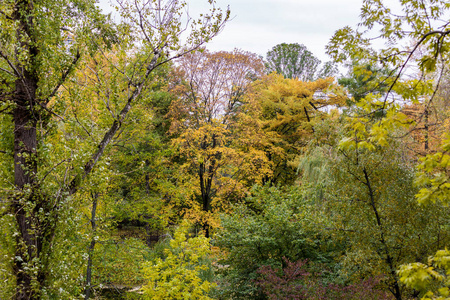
[167,49,267,236]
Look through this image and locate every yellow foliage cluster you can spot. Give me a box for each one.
[399,248,450,300]
[141,221,215,299]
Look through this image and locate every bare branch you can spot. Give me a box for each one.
[41,159,68,183]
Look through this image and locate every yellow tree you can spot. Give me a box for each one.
[243,73,345,185]
[167,49,267,237]
[58,50,173,298]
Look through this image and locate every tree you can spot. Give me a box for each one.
[167,49,267,237]
[399,248,450,300]
[338,61,392,102]
[0,0,229,298]
[398,135,450,299]
[214,185,333,300]
[243,73,345,185]
[325,3,450,297]
[265,43,336,81]
[326,0,450,139]
[105,63,181,245]
[300,117,450,300]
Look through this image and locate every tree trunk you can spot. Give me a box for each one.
[424,106,429,152]
[12,68,43,299]
[11,1,49,297]
[85,193,98,300]
[363,167,402,300]
[199,162,211,238]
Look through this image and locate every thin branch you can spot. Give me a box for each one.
[43,49,81,104]
[0,48,35,105]
[0,66,14,76]
[67,51,162,196]
[36,101,66,121]
[381,29,450,110]
[420,0,432,30]
[72,110,96,143]
[87,59,117,119]
[0,104,13,114]
[390,61,445,139]
[0,48,22,79]
[40,159,68,183]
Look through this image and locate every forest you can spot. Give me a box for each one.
[0,0,450,299]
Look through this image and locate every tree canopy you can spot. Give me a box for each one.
[266,43,337,81]
[1,0,450,299]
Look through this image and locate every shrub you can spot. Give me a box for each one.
[256,257,392,300]
[141,221,215,299]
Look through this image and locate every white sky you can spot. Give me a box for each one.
[99,0,363,63]
[188,0,363,62]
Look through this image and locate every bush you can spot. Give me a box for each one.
[213,185,334,299]
[256,258,391,300]
[141,221,215,300]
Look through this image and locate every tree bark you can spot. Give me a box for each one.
[13,71,42,300]
[11,1,46,298]
[424,106,429,152]
[85,193,98,300]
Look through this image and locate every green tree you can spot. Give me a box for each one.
[106,63,181,244]
[0,0,229,298]
[338,61,392,102]
[326,0,450,122]
[266,43,336,81]
[399,248,450,300]
[397,136,450,299]
[326,2,450,297]
[300,117,450,300]
[214,185,332,300]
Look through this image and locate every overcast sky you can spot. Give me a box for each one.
[99,0,363,63]
[188,0,363,62]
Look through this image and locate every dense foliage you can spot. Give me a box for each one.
[1,0,450,299]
